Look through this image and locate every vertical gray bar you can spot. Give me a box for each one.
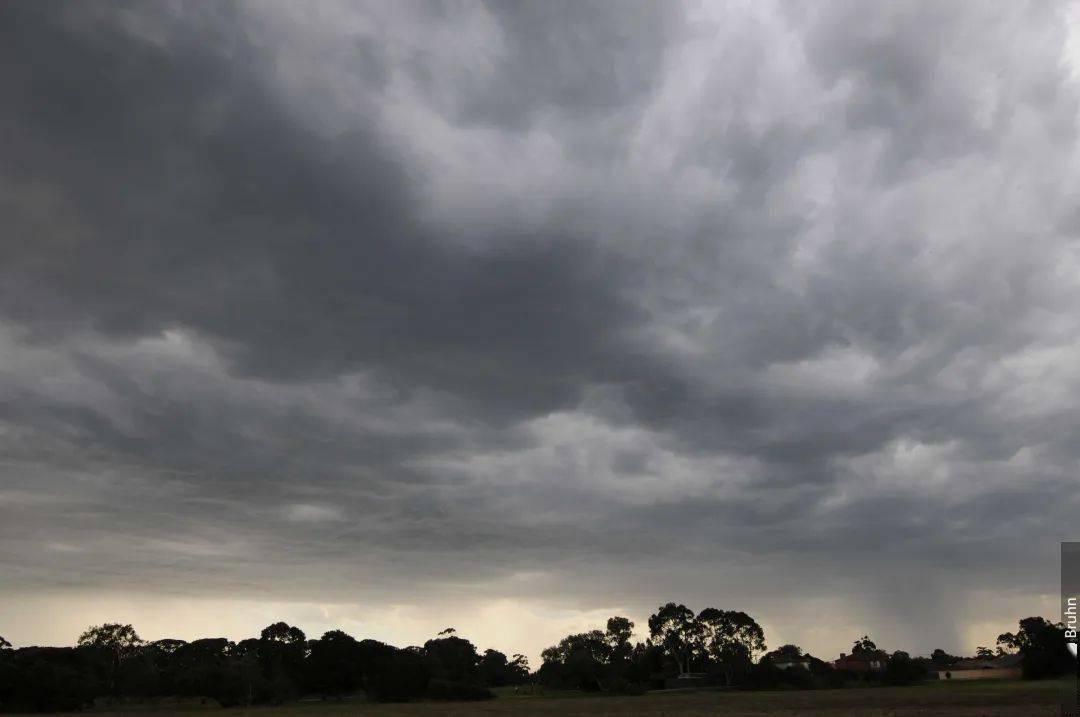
[1062,542,1080,716]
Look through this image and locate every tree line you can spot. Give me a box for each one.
[0,622,523,711]
[0,605,1071,711]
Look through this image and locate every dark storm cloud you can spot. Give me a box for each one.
[457,0,676,127]
[1,0,1079,657]
[0,2,639,398]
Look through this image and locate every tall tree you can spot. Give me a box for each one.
[509,653,529,680]
[851,636,878,655]
[77,623,143,663]
[259,622,306,645]
[306,630,361,698]
[697,609,765,686]
[423,635,480,682]
[256,622,307,703]
[930,648,956,664]
[766,644,803,661]
[648,603,699,674]
[605,616,635,666]
[542,630,610,665]
[77,623,143,695]
[997,616,1071,678]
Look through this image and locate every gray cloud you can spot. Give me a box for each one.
[1,0,1078,659]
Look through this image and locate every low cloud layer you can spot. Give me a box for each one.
[1,1,1078,661]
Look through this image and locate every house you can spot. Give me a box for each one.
[834,651,887,672]
[936,653,1022,681]
[770,655,812,670]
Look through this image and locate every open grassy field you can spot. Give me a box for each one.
[70,680,1066,717]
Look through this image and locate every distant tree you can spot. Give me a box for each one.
[851,636,878,655]
[542,630,610,666]
[930,648,956,665]
[365,647,429,702]
[76,623,142,663]
[509,653,529,679]
[997,616,1071,679]
[0,636,10,650]
[438,627,456,636]
[350,637,399,701]
[149,639,186,655]
[306,630,361,698]
[647,603,698,674]
[478,649,509,686]
[4,647,98,711]
[885,650,924,685]
[697,608,766,686]
[483,654,530,693]
[423,634,480,683]
[539,617,649,692]
[76,623,143,696]
[765,644,803,661]
[477,649,527,687]
[256,622,307,703]
[975,646,994,659]
[162,638,248,706]
[422,637,493,701]
[259,622,306,645]
[605,617,635,666]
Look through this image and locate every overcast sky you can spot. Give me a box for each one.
[2,0,1079,664]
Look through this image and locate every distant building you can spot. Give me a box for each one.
[834,651,887,672]
[935,653,1022,681]
[770,655,812,670]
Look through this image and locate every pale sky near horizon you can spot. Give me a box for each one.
[2,0,1080,667]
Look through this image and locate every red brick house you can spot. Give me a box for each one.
[834,650,887,672]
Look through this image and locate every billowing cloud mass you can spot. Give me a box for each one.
[1,0,1078,662]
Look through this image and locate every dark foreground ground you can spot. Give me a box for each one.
[38,678,1067,717]
[44,679,1068,717]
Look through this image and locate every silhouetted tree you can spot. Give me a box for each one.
[697,608,766,686]
[260,622,306,645]
[255,622,306,703]
[510,653,529,680]
[76,624,141,661]
[997,616,1071,678]
[3,648,97,711]
[423,634,480,683]
[477,649,527,687]
[648,603,698,674]
[930,648,957,665]
[305,630,361,698]
[851,635,878,655]
[884,650,924,685]
[605,617,634,667]
[765,644,803,661]
[163,638,248,707]
[540,623,630,691]
[76,624,142,696]
[3,610,1068,711]
[365,647,428,702]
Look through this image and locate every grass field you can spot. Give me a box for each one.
[71,680,1067,717]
